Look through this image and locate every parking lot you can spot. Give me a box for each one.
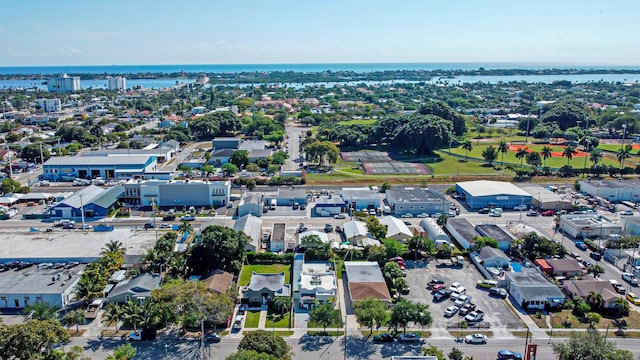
[403,260,522,329]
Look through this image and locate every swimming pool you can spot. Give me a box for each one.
[510,262,523,272]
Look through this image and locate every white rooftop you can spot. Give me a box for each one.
[458,180,531,197]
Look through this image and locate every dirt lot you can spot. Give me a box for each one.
[402,260,523,329]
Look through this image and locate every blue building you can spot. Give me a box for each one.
[456,180,532,209]
[48,185,124,219]
[42,155,157,181]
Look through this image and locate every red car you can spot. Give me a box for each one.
[432,283,446,293]
[541,210,555,216]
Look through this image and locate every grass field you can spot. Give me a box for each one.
[338,119,377,126]
[598,143,640,153]
[244,311,260,328]
[549,309,640,329]
[265,312,291,328]
[239,264,291,287]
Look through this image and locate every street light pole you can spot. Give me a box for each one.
[583,117,590,176]
[622,124,628,169]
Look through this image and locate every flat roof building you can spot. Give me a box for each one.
[343,261,391,303]
[342,187,382,211]
[518,184,572,210]
[558,214,623,239]
[42,155,157,181]
[123,179,230,208]
[579,180,640,203]
[386,188,449,216]
[456,180,532,209]
[48,74,80,93]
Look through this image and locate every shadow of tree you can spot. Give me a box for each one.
[340,335,376,360]
[379,340,425,358]
[298,334,336,352]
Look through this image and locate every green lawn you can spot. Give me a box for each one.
[448,143,622,168]
[244,311,261,328]
[598,144,640,153]
[309,318,342,329]
[239,264,291,287]
[338,119,377,126]
[265,312,291,329]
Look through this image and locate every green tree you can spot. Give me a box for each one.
[380,182,391,193]
[1,177,22,194]
[589,148,603,166]
[449,347,465,360]
[573,297,591,317]
[238,330,291,360]
[586,312,601,328]
[421,344,446,360]
[562,145,578,165]
[270,296,292,316]
[246,178,256,190]
[245,163,260,173]
[101,240,125,257]
[221,163,239,176]
[187,225,249,274]
[105,343,137,360]
[0,319,69,360]
[587,264,605,278]
[617,144,632,169]
[20,144,50,163]
[366,216,387,240]
[613,297,630,319]
[408,236,435,260]
[541,100,588,131]
[498,140,509,166]
[472,236,498,249]
[102,302,123,332]
[461,140,473,161]
[301,234,331,261]
[382,239,407,259]
[23,302,59,321]
[481,145,498,165]
[230,150,250,169]
[389,298,428,334]
[552,331,633,360]
[515,148,528,165]
[62,309,85,332]
[177,221,193,236]
[418,100,466,136]
[226,350,280,360]
[540,146,553,167]
[308,302,341,333]
[353,297,388,336]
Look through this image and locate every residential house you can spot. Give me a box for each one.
[505,269,565,310]
[234,215,263,252]
[343,261,391,303]
[292,254,337,309]
[201,269,234,294]
[243,272,290,305]
[563,279,622,309]
[343,220,368,245]
[107,273,161,304]
[546,258,583,278]
[477,247,510,269]
[380,216,413,241]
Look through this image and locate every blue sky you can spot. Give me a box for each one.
[1,0,638,66]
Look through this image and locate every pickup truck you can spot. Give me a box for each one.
[459,303,476,316]
[465,310,485,323]
[622,272,639,286]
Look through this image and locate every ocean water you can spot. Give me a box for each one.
[1,62,640,75]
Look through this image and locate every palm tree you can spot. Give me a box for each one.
[62,309,86,333]
[617,144,633,169]
[613,297,630,319]
[540,146,553,167]
[515,148,528,165]
[461,140,473,161]
[101,240,125,257]
[137,300,161,330]
[23,302,59,321]
[177,221,193,236]
[75,276,103,304]
[589,148,603,166]
[102,302,123,332]
[142,248,160,273]
[562,145,578,165]
[587,291,604,310]
[122,300,143,331]
[498,141,509,166]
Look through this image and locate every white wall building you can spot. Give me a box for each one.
[292,254,337,309]
[558,214,623,239]
[107,76,127,91]
[125,179,230,208]
[47,74,80,92]
[37,98,62,113]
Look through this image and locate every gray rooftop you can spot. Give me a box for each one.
[91,185,124,209]
[59,185,105,209]
[0,264,87,295]
[386,188,445,203]
[516,284,565,300]
[446,218,479,242]
[506,268,550,285]
[83,148,172,157]
[239,140,268,150]
[108,273,161,299]
[479,247,509,261]
[316,195,345,206]
[476,224,514,242]
[582,180,640,189]
[44,155,154,166]
[277,187,307,199]
[343,261,385,283]
[247,272,285,292]
[233,215,262,245]
[341,188,380,201]
[248,149,272,158]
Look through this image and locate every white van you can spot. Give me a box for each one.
[270,199,277,210]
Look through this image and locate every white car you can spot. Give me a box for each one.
[623,272,639,286]
[450,291,464,301]
[514,205,528,211]
[333,213,347,219]
[400,213,414,218]
[621,210,634,216]
[416,213,429,218]
[454,294,472,307]
[465,333,487,344]
[449,283,465,294]
[444,306,458,317]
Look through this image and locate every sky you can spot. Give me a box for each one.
[1,0,639,66]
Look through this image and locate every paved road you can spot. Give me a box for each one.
[284,124,310,171]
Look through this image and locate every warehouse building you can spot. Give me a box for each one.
[342,187,382,212]
[48,185,123,218]
[386,188,449,216]
[42,155,157,181]
[445,218,480,250]
[380,216,413,241]
[456,180,532,210]
[518,184,573,210]
[579,179,640,203]
[419,218,451,247]
[558,214,623,239]
[122,179,230,208]
[475,224,515,252]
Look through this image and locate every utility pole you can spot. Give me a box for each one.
[6,142,12,178]
[582,117,590,176]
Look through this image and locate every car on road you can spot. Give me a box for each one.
[144,222,155,229]
[416,213,428,218]
[398,333,420,342]
[497,350,523,359]
[623,272,639,286]
[444,306,458,317]
[427,279,445,289]
[464,333,487,344]
[590,252,602,261]
[489,288,508,299]
[621,210,634,216]
[526,210,539,216]
[333,213,347,219]
[324,224,334,232]
[160,223,171,229]
[478,208,490,214]
[128,329,156,341]
[627,292,640,305]
[541,210,555,216]
[403,221,412,226]
[162,215,176,221]
[372,333,395,343]
[575,241,588,251]
[204,333,221,342]
[514,205,527,211]
[400,213,414,218]
[180,215,195,221]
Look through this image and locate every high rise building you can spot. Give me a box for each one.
[107,76,127,91]
[37,98,62,112]
[47,74,80,93]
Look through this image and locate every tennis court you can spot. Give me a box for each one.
[341,151,392,162]
[362,161,431,175]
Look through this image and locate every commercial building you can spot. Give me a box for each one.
[42,155,157,181]
[475,224,515,252]
[292,254,337,310]
[234,215,263,252]
[107,76,127,91]
[380,216,413,241]
[274,187,307,207]
[122,179,230,208]
[314,194,346,217]
[518,184,573,210]
[445,218,480,250]
[48,185,123,218]
[477,247,510,269]
[558,214,623,239]
[212,137,240,150]
[47,74,80,92]
[622,216,640,236]
[37,98,62,112]
[341,187,381,212]
[579,179,640,203]
[456,180,532,209]
[85,144,176,164]
[505,269,565,310]
[271,223,287,252]
[238,193,264,218]
[0,264,85,309]
[385,188,449,216]
[419,218,451,247]
[343,261,391,303]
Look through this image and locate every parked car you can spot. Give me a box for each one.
[400,213,414,218]
[459,303,476,316]
[623,272,639,286]
[526,210,539,216]
[398,333,420,342]
[162,215,176,221]
[238,304,248,314]
[575,241,588,251]
[324,224,334,232]
[541,210,555,216]
[497,350,523,359]
[476,279,498,289]
[444,306,458,317]
[626,292,640,305]
[427,279,445,289]
[514,205,527,211]
[144,222,155,229]
[434,289,452,301]
[589,252,602,261]
[478,208,490,214]
[416,213,428,218]
[464,333,487,344]
[449,282,465,294]
[181,215,195,221]
[454,295,472,307]
[489,288,508,299]
[431,283,446,293]
[160,224,171,229]
[621,210,634,216]
[128,329,156,341]
[333,213,347,219]
[204,332,221,343]
[372,333,395,343]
